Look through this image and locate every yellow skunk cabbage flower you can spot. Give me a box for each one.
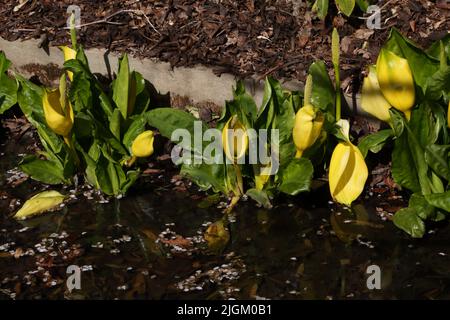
[132,130,155,157]
[127,130,155,166]
[329,142,368,206]
[376,49,415,120]
[14,191,66,220]
[292,104,324,158]
[222,116,249,163]
[60,46,77,81]
[361,66,392,122]
[43,88,74,139]
[255,162,272,191]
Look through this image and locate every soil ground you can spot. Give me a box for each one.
[0,0,448,94]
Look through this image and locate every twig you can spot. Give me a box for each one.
[62,9,161,36]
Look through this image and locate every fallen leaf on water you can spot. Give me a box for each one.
[160,235,193,249]
[14,190,66,220]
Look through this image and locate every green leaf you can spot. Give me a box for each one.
[308,61,335,114]
[95,154,114,195]
[19,155,66,185]
[355,0,369,12]
[409,193,436,220]
[256,78,276,130]
[393,207,425,238]
[123,114,147,151]
[120,170,140,194]
[391,132,420,192]
[389,109,405,137]
[358,129,393,158]
[246,189,272,209]
[112,54,131,119]
[424,144,450,181]
[14,190,66,220]
[16,75,45,124]
[425,65,450,101]
[109,108,122,140]
[313,0,329,20]
[279,158,314,195]
[425,190,450,212]
[426,34,450,61]
[0,52,17,114]
[147,108,199,139]
[336,0,355,17]
[180,163,227,194]
[234,81,257,121]
[132,72,151,115]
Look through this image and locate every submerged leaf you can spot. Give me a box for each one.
[14,191,66,220]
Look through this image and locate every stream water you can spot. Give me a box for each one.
[1,126,450,300]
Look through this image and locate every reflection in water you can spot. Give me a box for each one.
[1,131,450,300]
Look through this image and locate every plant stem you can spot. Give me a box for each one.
[332,28,341,121]
[70,12,77,51]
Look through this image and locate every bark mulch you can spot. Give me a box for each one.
[0,0,449,93]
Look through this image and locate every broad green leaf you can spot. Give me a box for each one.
[109,108,122,140]
[95,154,114,195]
[147,108,199,139]
[246,188,272,209]
[279,158,313,195]
[393,207,425,238]
[391,132,420,192]
[14,190,66,220]
[19,155,66,185]
[425,191,450,212]
[336,0,355,17]
[181,163,227,194]
[132,72,150,115]
[313,0,329,20]
[120,170,140,194]
[308,61,335,114]
[123,114,147,151]
[16,75,45,124]
[389,109,405,137]
[112,54,131,119]
[425,66,450,101]
[426,35,450,61]
[355,0,369,12]
[424,144,450,181]
[234,81,257,121]
[0,52,17,114]
[256,78,276,130]
[358,129,393,158]
[409,193,436,220]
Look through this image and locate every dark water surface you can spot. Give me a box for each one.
[1,130,450,300]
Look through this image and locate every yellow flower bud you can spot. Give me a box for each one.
[376,49,415,120]
[255,162,272,191]
[361,66,392,122]
[131,130,155,158]
[222,116,249,163]
[60,46,77,81]
[329,141,368,206]
[42,88,74,138]
[292,104,323,158]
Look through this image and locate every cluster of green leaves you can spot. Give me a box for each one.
[0,52,18,114]
[16,47,155,196]
[146,59,340,209]
[359,29,450,237]
[313,0,369,20]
